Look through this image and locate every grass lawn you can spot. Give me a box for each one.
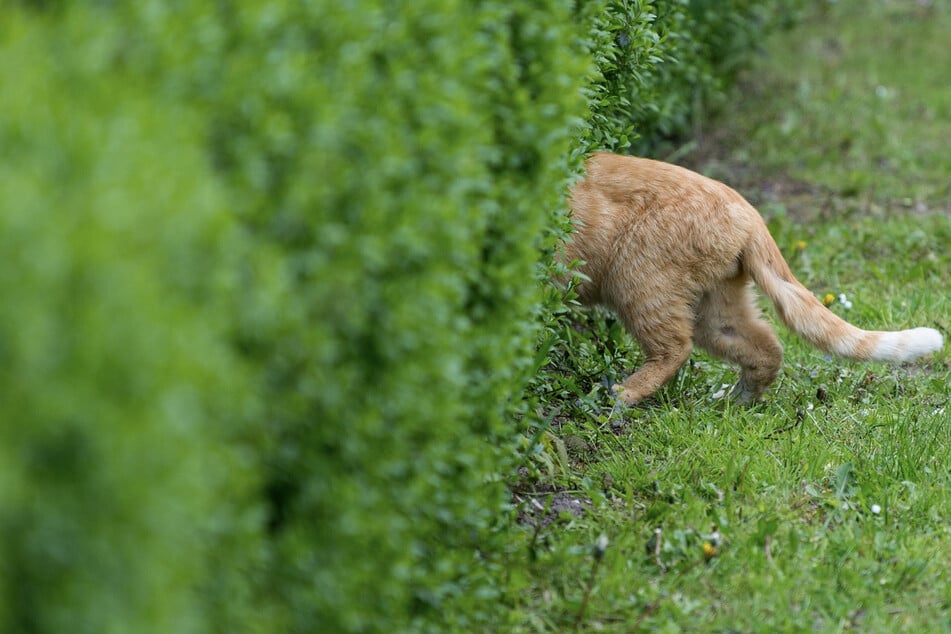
[516,2,951,631]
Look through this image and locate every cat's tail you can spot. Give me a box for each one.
[745,222,943,362]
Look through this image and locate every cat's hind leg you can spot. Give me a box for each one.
[693,278,783,404]
[613,303,694,405]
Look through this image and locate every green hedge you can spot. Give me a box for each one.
[0,2,798,632]
[582,0,805,154]
[0,9,260,633]
[190,3,595,630]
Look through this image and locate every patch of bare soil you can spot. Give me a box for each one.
[669,79,951,223]
[513,485,591,527]
[675,129,832,224]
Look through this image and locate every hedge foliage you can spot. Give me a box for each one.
[0,1,798,632]
[0,10,259,633]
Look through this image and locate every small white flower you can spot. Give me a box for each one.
[837,293,853,310]
[871,504,882,515]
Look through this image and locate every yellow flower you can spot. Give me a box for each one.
[795,240,807,251]
[702,541,718,560]
[822,293,836,307]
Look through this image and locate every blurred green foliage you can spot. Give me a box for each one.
[0,1,798,632]
[0,8,261,633]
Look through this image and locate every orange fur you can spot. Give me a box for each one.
[565,153,943,404]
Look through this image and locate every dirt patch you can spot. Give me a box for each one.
[513,487,591,527]
[666,73,951,223]
[673,128,833,224]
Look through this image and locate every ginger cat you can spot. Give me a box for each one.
[565,153,943,404]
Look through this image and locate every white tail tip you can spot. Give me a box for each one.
[872,327,944,362]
